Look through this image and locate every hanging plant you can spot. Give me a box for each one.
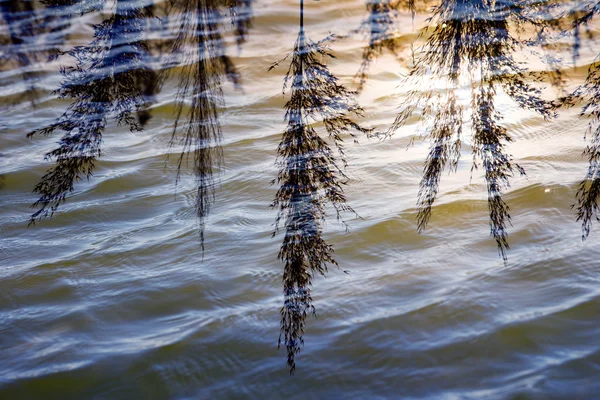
[354,0,431,91]
[389,0,555,260]
[166,0,239,249]
[27,0,157,222]
[564,3,600,239]
[270,0,369,373]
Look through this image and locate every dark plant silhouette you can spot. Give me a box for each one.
[389,0,555,260]
[27,0,156,223]
[562,2,600,239]
[507,0,572,89]
[354,0,400,91]
[10,0,600,379]
[270,0,369,373]
[513,1,600,238]
[166,0,239,249]
[354,0,430,91]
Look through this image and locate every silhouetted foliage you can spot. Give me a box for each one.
[507,0,571,89]
[270,0,369,373]
[166,0,239,249]
[562,2,600,238]
[354,0,430,91]
[27,0,156,223]
[10,0,600,378]
[354,0,400,91]
[389,0,555,260]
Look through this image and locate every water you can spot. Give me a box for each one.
[1,0,600,398]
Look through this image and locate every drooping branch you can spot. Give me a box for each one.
[272,0,369,372]
[389,0,554,260]
[27,0,156,222]
[354,0,399,91]
[416,91,463,232]
[471,82,524,259]
[552,1,600,239]
[569,60,600,239]
[166,0,238,250]
[354,0,432,91]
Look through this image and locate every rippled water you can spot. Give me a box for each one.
[2,0,600,398]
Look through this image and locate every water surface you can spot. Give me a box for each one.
[1,0,600,398]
